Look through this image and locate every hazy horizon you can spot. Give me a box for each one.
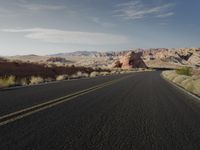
[0,0,200,55]
[1,47,200,57]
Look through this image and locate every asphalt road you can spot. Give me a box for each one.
[0,71,200,150]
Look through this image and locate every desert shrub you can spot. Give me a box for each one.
[56,75,68,81]
[110,70,118,75]
[0,61,109,79]
[76,71,89,78]
[82,73,89,78]
[68,71,89,79]
[19,78,29,86]
[30,76,44,85]
[176,67,192,76]
[90,71,99,77]
[99,72,109,76]
[0,76,16,88]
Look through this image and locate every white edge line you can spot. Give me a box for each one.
[160,73,200,101]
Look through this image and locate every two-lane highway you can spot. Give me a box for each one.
[0,71,200,150]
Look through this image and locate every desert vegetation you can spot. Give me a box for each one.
[162,68,200,96]
[0,76,16,88]
[0,59,143,88]
[176,67,192,76]
[0,61,111,88]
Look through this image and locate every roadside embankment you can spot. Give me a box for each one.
[162,69,200,97]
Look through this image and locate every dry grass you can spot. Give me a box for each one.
[69,71,89,79]
[0,76,16,88]
[56,75,68,81]
[76,71,89,78]
[0,61,109,79]
[172,75,189,84]
[193,79,200,95]
[99,72,110,76]
[90,71,100,77]
[176,67,191,76]
[30,76,44,85]
[162,71,178,80]
[0,61,111,88]
[19,78,29,86]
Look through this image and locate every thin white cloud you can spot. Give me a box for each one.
[2,28,129,45]
[16,3,65,11]
[114,1,175,20]
[0,1,66,17]
[156,12,174,18]
[91,17,116,28]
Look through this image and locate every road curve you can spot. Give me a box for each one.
[0,71,200,150]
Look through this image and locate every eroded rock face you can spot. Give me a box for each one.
[112,60,122,68]
[113,51,147,69]
[188,53,200,67]
[142,48,200,68]
[46,57,68,63]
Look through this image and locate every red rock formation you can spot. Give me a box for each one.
[112,60,122,68]
[113,51,147,69]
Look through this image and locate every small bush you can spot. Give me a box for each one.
[99,72,110,76]
[0,76,16,88]
[30,76,44,85]
[56,75,68,81]
[90,71,99,77]
[20,78,29,86]
[176,67,192,76]
[83,73,89,77]
[69,71,89,79]
[76,71,89,78]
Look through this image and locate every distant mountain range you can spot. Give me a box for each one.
[2,48,200,69]
[50,51,99,57]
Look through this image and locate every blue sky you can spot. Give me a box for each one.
[0,0,200,55]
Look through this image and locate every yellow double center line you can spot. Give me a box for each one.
[0,75,131,127]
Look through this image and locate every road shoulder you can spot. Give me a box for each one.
[160,73,200,101]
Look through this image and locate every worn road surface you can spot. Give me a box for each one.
[0,71,200,150]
